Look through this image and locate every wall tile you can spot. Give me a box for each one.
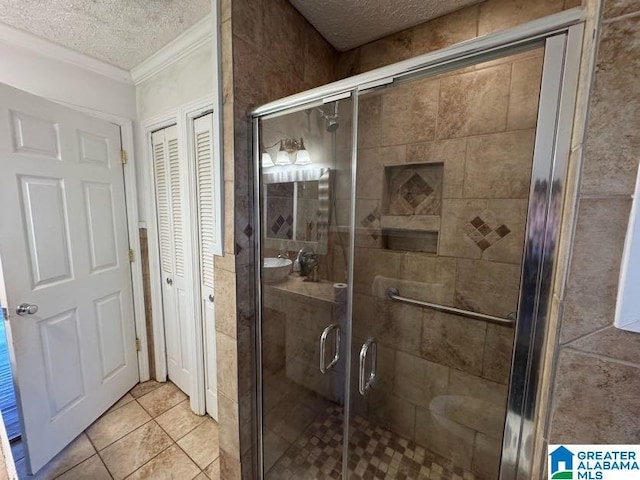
[218,393,240,459]
[356,146,406,200]
[478,0,565,36]
[415,409,475,469]
[560,197,631,343]
[405,138,467,198]
[437,64,511,139]
[483,324,515,384]
[398,254,457,304]
[353,248,402,295]
[411,6,479,56]
[455,258,521,318]
[465,130,535,199]
[422,311,487,376]
[471,432,502,479]
[445,369,508,439]
[507,54,544,130]
[393,351,449,410]
[549,349,640,443]
[440,199,527,266]
[603,0,640,18]
[231,0,264,48]
[580,16,640,196]
[381,79,439,146]
[217,333,239,401]
[359,29,414,73]
[214,267,237,338]
[568,326,640,364]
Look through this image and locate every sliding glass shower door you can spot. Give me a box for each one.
[347,46,544,480]
[255,23,581,480]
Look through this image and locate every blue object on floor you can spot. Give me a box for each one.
[0,309,20,440]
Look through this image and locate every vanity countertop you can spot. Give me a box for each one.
[268,275,338,304]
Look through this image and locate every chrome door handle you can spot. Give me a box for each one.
[166,277,173,285]
[319,323,340,374]
[359,337,377,395]
[16,303,38,316]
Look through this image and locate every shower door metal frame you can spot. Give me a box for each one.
[253,8,584,479]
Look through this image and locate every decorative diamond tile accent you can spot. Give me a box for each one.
[285,214,293,226]
[465,214,512,251]
[243,224,253,238]
[267,405,477,480]
[400,173,434,209]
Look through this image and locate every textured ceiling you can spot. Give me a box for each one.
[289,0,483,51]
[0,0,210,69]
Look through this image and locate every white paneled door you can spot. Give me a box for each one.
[0,83,139,473]
[151,125,192,396]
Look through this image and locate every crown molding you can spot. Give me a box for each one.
[0,22,133,84]
[130,14,213,85]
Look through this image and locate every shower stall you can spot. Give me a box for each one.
[253,13,582,480]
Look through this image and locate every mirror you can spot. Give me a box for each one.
[263,168,331,254]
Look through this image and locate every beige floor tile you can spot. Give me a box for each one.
[100,421,173,480]
[86,401,151,450]
[126,444,200,480]
[155,400,207,441]
[56,454,111,480]
[204,457,220,480]
[18,433,95,479]
[138,383,188,417]
[105,393,135,415]
[130,380,162,398]
[177,418,220,469]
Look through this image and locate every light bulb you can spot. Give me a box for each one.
[294,138,312,165]
[261,152,274,167]
[275,141,290,165]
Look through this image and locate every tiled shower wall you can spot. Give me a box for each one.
[335,49,544,480]
[539,1,640,476]
[218,0,604,478]
[216,0,337,478]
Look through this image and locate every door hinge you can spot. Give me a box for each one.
[135,337,141,351]
[120,150,128,164]
[128,249,135,262]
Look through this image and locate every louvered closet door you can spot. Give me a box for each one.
[193,113,217,419]
[151,125,191,395]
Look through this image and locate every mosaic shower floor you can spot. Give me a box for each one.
[266,404,478,480]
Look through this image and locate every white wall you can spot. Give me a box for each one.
[134,41,214,222]
[0,41,136,119]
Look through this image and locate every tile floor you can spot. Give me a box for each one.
[11,381,219,480]
[268,405,479,480]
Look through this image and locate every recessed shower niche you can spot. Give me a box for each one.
[381,162,443,253]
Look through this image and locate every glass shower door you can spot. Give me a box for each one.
[258,97,354,478]
[347,46,545,480]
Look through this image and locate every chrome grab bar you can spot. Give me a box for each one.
[386,288,515,327]
[358,337,377,395]
[319,323,340,374]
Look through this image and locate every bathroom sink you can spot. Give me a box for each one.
[263,257,293,284]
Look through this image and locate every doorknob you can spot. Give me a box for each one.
[16,303,38,316]
[166,277,173,285]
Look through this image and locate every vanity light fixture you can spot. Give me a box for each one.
[263,137,313,168]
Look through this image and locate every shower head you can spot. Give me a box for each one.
[318,102,339,133]
[325,117,339,132]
